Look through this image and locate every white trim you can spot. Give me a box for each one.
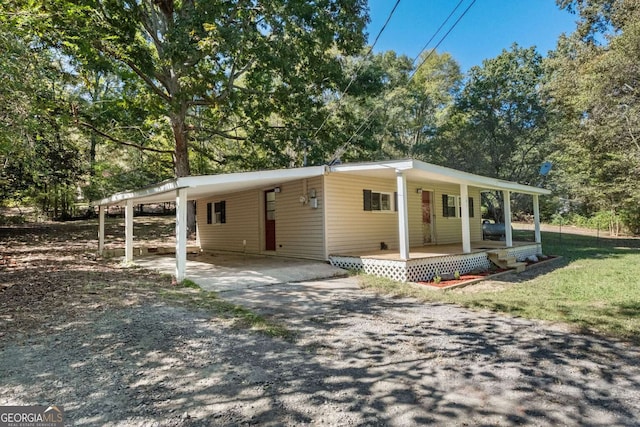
[331,159,414,173]
[98,205,105,255]
[396,171,410,261]
[92,159,549,208]
[504,190,513,247]
[125,200,134,262]
[533,194,542,244]
[365,190,394,212]
[175,188,188,282]
[460,184,471,253]
[93,179,181,206]
[91,166,328,206]
[331,159,551,196]
[322,175,329,260]
[179,165,327,189]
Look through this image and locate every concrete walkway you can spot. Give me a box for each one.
[134,251,347,292]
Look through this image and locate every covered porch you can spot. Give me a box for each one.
[330,241,541,283]
[327,160,550,282]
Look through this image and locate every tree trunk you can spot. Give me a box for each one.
[170,111,196,235]
[89,133,97,176]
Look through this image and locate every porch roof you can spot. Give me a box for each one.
[330,159,552,196]
[91,165,328,206]
[91,158,550,206]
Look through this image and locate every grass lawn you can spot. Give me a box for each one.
[360,229,640,343]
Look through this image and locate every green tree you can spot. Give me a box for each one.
[439,44,553,220]
[0,20,86,217]
[326,50,413,162]
[406,51,462,161]
[547,0,640,233]
[556,0,638,41]
[9,0,368,229]
[325,50,461,163]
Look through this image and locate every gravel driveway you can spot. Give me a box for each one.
[2,275,640,426]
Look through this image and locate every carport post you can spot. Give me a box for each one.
[175,188,188,282]
[396,170,410,261]
[125,199,134,262]
[503,190,513,247]
[460,183,471,253]
[98,205,105,255]
[533,194,541,244]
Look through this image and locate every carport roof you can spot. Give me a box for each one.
[92,159,550,206]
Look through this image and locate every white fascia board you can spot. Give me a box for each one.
[91,179,181,206]
[92,165,328,206]
[177,165,328,189]
[331,159,550,196]
[411,160,552,196]
[330,159,414,173]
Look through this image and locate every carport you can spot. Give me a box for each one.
[134,251,347,292]
[91,166,328,282]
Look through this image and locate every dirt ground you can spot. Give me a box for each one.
[2,218,640,426]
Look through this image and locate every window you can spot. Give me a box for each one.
[206,201,226,224]
[442,195,475,218]
[363,189,395,211]
[442,194,457,217]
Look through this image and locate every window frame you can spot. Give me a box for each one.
[442,194,475,218]
[363,189,395,212]
[206,200,226,224]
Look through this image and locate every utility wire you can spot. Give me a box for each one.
[411,0,477,78]
[411,0,466,69]
[310,0,402,142]
[332,0,477,161]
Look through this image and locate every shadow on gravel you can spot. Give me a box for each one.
[2,220,640,426]
[2,287,640,426]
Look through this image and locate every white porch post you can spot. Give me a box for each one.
[503,190,513,247]
[125,200,134,262]
[460,184,471,253]
[533,194,542,244]
[396,170,410,261]
[175,188,188,282]
[98,205,105,255]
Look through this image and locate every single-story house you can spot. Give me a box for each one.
[92,159,551,283]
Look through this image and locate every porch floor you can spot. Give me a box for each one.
[335,240,536,261]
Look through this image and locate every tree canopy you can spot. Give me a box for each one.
[1,0,639,234]
[548,0,640,232]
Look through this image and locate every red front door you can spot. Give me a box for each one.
[265,190,276,251]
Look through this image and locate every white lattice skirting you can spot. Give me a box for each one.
[330,244,542,283]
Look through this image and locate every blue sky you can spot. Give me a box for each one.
[366,0,578,71]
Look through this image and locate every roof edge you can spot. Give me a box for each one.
[91,179,180,206]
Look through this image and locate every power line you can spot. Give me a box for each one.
[411,0,477,79]
[310,0,402,142]
[332,0,477,161]
[411,0,467,69]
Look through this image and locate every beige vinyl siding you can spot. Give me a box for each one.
[196,190,260,253]
[273,177,325,260]
[325,174,400,255]
[196,177,326,260]
[412,183,483,245]
[325,175,484,255]
[407,182,424,247]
